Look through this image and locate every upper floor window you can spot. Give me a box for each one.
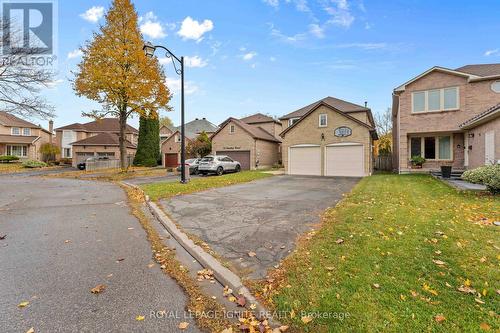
[319,114,327,127]
[11,127,20,135]
[491,81,500,93]
[23,128,31,136]
[229,125,235,134]
[412,87,459,113]
[288,118,300,127]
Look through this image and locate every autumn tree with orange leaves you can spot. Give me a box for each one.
[73,0,170,170]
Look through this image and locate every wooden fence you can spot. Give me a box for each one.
[374,154,392,171]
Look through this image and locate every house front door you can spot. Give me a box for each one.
[485,131,495,165]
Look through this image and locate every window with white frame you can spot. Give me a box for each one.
[412,87,459,113]
[288,118,300,127]
[7,145,27,157]
[319,114,327,127]
[11,127,20,135]
[22,128,31,136]
[409,136,452,160]
[229,124,235,133]
[63,148,72,158]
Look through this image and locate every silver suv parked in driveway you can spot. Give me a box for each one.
[198,155,241,176]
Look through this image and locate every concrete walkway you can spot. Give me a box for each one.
[0,174,200,333]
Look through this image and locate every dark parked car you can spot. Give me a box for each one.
[176,158,201,175]
[77,156,109,170]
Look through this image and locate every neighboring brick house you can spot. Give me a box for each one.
[279,97,377,177]
[211,115,282,170]
[0,111,53,161]
[54,118,138,166]
[159,124,175,141]
[392,64,500,172]
[161,118,218,167]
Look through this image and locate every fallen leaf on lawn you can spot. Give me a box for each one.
[445,282,452,288]
[410,290,418,297]
[228,296,237,302]
[435,250,442,255]
[480,257,487,263]
[423,283,438,296]
[301,316,313,324]
[457,285,476,294]
[90,284,106,294]
[479,322,491,331]
[464,279,471,287]
[248,251,256,257]
[496,290,500,295]
[432,259,446,266]
[325,266,334,271]
[136,315,145,321]
[236,295,246,307]
[434,315,446,323]
[335,238,344,244]
[372,283,380,289]
[475,298,485,304]
[26,328,34,333]
[400,294,406,301]
[178,322,189,330]
[18,301,29,308]
[289,309,295,319]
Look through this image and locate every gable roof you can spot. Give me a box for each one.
[212,117,281,143]
[240,113,280,125]
[0,111,50,133]
[395,63,500,92]
[70,132,136,148]
[56,118,138,134]
[459,103,500,129]
[455,64,500,77]
[0,134,40,144]
[280,96,370,120]
[170,118,218,139]
[280,101,378,140]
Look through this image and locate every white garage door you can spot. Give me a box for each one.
[289,146,321,176]
[325,144,364,177]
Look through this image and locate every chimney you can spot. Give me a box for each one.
[364,101,368,107]
[49,120,54,144]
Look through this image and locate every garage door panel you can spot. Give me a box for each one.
[326,145,364,177]
[289,146,321,176]
[165,153,178,168]
[217,151,251,170]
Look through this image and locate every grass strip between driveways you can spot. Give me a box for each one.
[251,174,499,332]
[122,184,233,332]
[141,170,273,201]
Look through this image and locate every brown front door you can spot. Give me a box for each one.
[165,153,178,168]
[216,150,251,170]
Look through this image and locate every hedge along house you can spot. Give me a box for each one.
[211,116,282,170]
[161,118,218,168]
[280,97,378,177]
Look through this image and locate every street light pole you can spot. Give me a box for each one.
[143,42,187,184]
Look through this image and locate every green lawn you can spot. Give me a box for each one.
[257,174,499,332]
[141,170,273,201]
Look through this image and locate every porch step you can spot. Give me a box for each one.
[430,169,464,180]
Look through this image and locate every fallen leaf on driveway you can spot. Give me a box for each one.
[18,301,29,308]
[127,227,134,230]
[0,234,6,240]
[301,316,313,324]
[136,315,145,321]
[434,315,446,323]
[178,322,189,330]
[148,263,154,268]
[236,295,246,307]
[26,328,34,333]
[116,258,125,262]
[335,238,344,244]
[90,284,106,294]
[248,251,256,257]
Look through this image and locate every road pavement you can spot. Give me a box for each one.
[0,174,200,332]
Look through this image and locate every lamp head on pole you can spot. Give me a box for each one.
[143,42,156,58]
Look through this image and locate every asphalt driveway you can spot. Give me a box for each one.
[0,174,200,333]
[160,175,359,279]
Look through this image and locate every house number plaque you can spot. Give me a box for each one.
[334,126,352,137]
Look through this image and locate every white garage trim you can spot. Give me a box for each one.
[324,143,365,177]
[288,144,321,176]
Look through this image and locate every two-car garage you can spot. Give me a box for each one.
[288,143,365,177]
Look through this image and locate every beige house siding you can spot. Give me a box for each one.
[211,120,280,169]
[255,121,282,138]
[466,117,500,169]
[395,70,500,171]
[0,124,52,161]
[160,133,190,166]
[282,105,372,176]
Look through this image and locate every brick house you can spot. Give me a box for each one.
[54,118,138,166]
[161,118,218,167]
[0,111,53,161]
[392,64,500,172]
[211,114,282,170]
[279,97,377,177]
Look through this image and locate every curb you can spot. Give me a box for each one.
[121,181,276,323]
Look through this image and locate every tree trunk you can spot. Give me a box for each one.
[119,105,128,171]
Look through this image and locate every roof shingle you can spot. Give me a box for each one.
[455,63,500,77]
[280,96,369,120]
[70,132,136,148]
[0,111,47,130]
[56,118,138,134]
[240,113,279,124]
[459,103,500,128]
[0,134,39,144]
